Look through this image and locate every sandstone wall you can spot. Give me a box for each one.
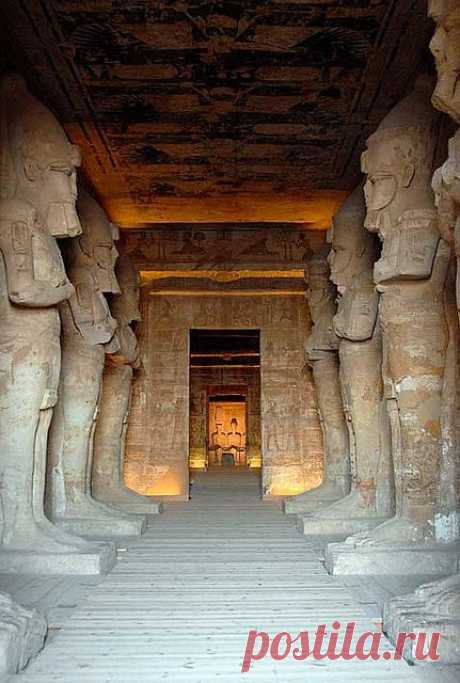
[124,291,323,498]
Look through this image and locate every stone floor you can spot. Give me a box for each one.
[2,468,458,681]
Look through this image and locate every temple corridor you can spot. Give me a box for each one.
[2,1,460,678]
[3,469,440,682]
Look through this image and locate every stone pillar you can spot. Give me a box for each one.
[300,187,392,536]
[93,255,162,514]
[383,1,460,663]
[47,189,146,538]
[0,74,115,578]
[326,79,457,576]
[284,250,350,513]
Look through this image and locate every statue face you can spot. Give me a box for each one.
[78,194,120,295]
[89,233,120,294]
[124,285,142,322]
[430,7,460,123]
[4,74,83,239]
[362,134,439,284]
[15,115,82,239]
[19,144,82,239]
[328,219,357,292]
[361,140,404,234]
[113,257,142,323]
[37,145,82,239]
[112,283,141,324]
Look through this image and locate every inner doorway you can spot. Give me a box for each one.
[189,330,261,473]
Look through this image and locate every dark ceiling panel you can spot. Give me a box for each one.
[1,0,432,226]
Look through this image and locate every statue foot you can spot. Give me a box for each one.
[284,480,347,513]
[1,523,99,555]
[407,575,460,616]
[94,486,161,513]
[296,480,347,500]
[37,514,97,549]
[345,516,432,547]
[60,494,142,523]
[305,489,378,520]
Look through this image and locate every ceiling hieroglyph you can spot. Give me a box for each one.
[1,1,432,226]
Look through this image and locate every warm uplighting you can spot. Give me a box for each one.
[266,472,323,498]
[140,270,306,284]
[189,447,207,470]
[101,190,347,228]
[124,462,188,497]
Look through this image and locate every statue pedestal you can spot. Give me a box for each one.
[383,576,460,664]
[325,540,460,575]
[387,616,459,664]
[0,594,47,675]
[297,515,386,538]
[0,542,116,575]
[56,514,146,539]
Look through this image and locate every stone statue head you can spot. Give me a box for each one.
[328,186,378,293]
[0,73,82,238]
[66,189,121,294]
[361,78,440,284]
[306,247,335,321]
[111,255,142,325]
[429,0,460,123]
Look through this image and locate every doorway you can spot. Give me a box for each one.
[189,330,261,472]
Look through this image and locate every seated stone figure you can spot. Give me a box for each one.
[226,418,246,466]
[209,423,227,466]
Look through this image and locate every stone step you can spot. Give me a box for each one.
[11,471,424,682]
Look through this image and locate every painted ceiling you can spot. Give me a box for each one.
[2,1,432,227]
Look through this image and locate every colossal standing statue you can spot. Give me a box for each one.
[0,73,115,671]
[284,249,350,514]
[298,187,392,536]
[326,79,452,576]
[383,2,460,665]
[354,79,449,545]
[93,255,161,514]
[0,74,116,578]
[430,1,460,540]
[47,189,146,538]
